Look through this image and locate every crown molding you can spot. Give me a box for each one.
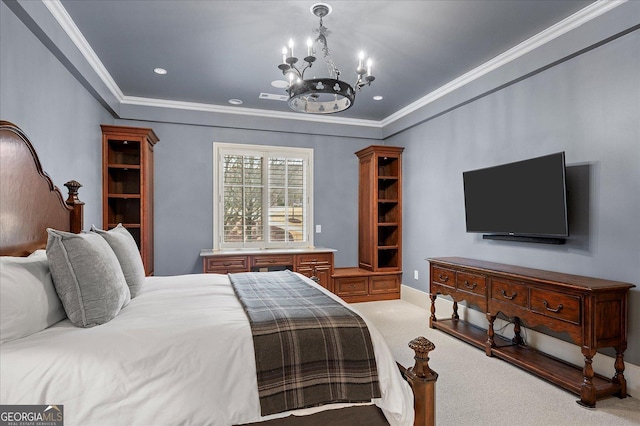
[120,96,383,128]
[43,0,624,130]
[380,0,626,127]
[42,0,124,101]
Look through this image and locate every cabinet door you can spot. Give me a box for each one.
[297,265,332,291]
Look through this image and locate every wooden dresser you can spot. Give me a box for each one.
[200,248,335,292]
[428,257,635,407]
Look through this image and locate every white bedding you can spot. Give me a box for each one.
[0,273,413,425]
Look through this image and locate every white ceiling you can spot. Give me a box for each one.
[57,0,595,122]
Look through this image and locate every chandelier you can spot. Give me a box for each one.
[277,3,375,114]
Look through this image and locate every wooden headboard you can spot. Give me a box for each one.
[0,121,84,256]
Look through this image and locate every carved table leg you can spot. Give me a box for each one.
[579,347,597,407]
[512,317,524,346]
[451,301,459,321]
[429,294,437,328]
[612,343,628,398]
[485,314,496,357]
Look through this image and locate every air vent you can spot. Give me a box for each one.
[259,93,288,102]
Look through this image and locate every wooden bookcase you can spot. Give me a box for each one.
[101,125,159,276]
[333,145,404,302]
[357,145,403,272]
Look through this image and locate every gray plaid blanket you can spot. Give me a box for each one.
[228,270,381,416]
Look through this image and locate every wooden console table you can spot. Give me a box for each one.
[428,257,635,407]
[200,248,335,292]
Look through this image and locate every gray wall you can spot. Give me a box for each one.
[117,120,375,275]
[3,1,639,366]
[390,29,640,363]
[1,1,111,228]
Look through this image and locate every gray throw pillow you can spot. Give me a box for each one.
[91,224,145,298]
[46,229,130,328]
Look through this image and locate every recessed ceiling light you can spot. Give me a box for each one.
[228,99,243,105]
[373,95,383,101]
[271,80,289,89]
[153,68,167,75]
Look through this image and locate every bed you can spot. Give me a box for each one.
[0,120,437,426]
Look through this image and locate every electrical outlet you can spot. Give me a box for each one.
[414,270,419,280]
[315,224,321,233]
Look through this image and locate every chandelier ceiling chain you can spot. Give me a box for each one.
[277,3,375,114]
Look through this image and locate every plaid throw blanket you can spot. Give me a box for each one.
[228,270,381,416]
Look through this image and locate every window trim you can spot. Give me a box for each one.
[213,142,314,250]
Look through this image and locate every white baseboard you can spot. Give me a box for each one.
[401,284,640,398]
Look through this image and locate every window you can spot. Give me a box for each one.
[213,143,313,249]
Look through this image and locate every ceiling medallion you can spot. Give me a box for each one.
[277,3,375,114]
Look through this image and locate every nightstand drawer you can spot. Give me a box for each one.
[432,266,455,289]
[530,288,580,324]
[456,271,486,296]
[491,279,528,308]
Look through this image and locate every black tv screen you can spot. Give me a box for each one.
[463,152,568,240]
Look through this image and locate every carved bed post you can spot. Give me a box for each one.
[405,336,438,426]
[64,180,84,233]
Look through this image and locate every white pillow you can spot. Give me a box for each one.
[0,251,66,343]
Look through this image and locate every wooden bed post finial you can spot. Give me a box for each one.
[406,336,438,426]
[64,180,84,233]
[409,336,436,379]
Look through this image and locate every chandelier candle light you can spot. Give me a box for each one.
[277,3,375,114]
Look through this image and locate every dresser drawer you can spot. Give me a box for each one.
[432,266,455,289]
[296,253,332,266]
[491,279,528,308]
[335,276,368,296]
[204,256,249,273]
[530,288,581,324]
[369,275,400,294]
[252,254,294,268]
[456,271,486,296]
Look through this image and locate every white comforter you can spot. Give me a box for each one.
[0,273,413,425]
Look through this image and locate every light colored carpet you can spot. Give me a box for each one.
[352,300,640,426]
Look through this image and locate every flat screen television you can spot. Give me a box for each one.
[463,152,568,244]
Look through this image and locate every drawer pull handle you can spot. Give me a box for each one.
[268,260,276,263]
[223,262,232,266]
[311,276,320,284]
[543,300,563,313]
[438,274,449,282]
[463,280,477,290]
[501,289,517,300]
